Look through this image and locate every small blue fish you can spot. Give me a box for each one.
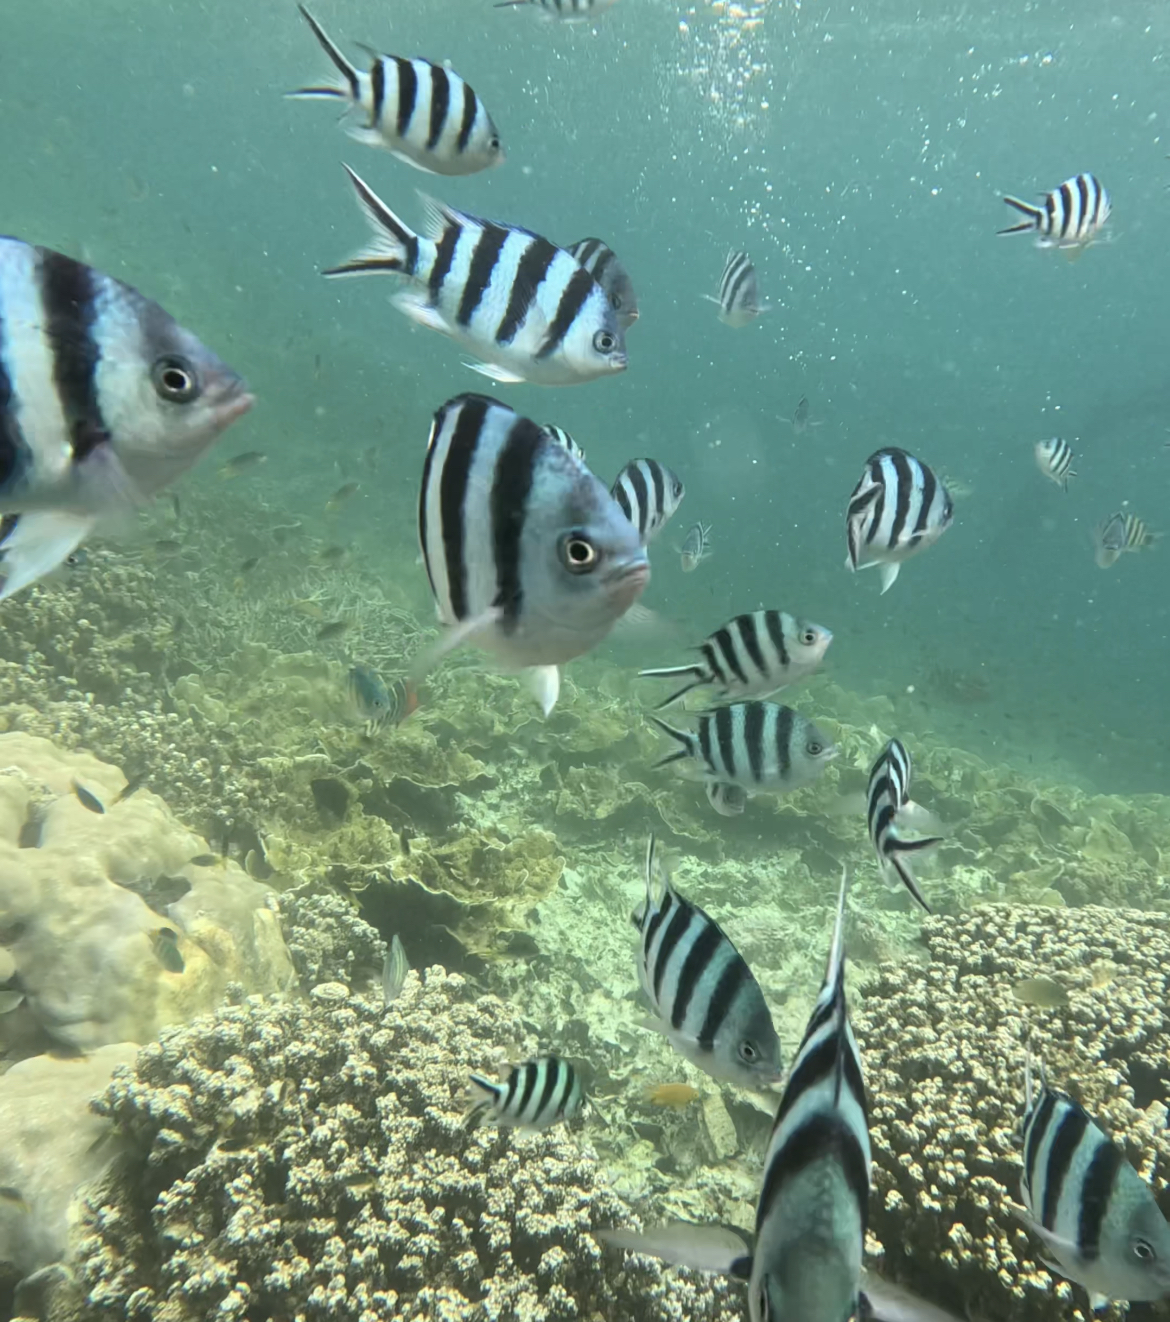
[347,665,418,734]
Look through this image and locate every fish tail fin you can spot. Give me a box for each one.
[648,716,696,768]
[324,165,419,277]
[884,842,938,913]
[826,863,850,980]
[464,1074,501,1129]
[0,512,95,601]
[494,1,532,7]
[292,6,360,102]
[999,195,1043,234]
[636,664,706,709]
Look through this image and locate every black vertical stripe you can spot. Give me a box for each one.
[757,1111,869,1237]
[737,614,767,679]
[489,415,542,631]
[495,238,558,345]
[1076,1139,1123,1260]
[723,260,751,314]
[715,705,737,779]
[535,266,596,361]
[38,249,107,460]
[648,460,666,527]
[0,306,28,489]
[626,463,650,537]
[534,1058,562,1123]
[515,1061,541,1118]
[457,224,508,327]
[503,1065,521,1110]
[670,920,723,1031]
[698,713,715,772]
[764,610,790,671]
[1041,1106,1090,1230]
[912,464,938,540]
[775,706,793,780]
[590,245,614,285]
[428,217,461,305]
[613,481,633,525]
[643,886,673,957]
[418,411,442,600]
[744,702,766,783]
[653,903,695,1002]
[436,395,489,622]
[426,64,451,150]
[1044,189,1058,239]
[712,628,748,687]
[865,455,889,548]
[456,81,478,152]
[700,639,727,686]
[697,955,751,1051]
[395,58,418,139]
[883,450,915,547]
[370,59,387,128]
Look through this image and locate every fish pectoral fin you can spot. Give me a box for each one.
[408,607,502,682]
[525,665,560,716]
[0,511,95,601]
[464,361,527,384]
[597,1223,753,1277]
[878,562,902,593]
[392,290,450,332]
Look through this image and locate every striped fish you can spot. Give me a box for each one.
[416,394,648,714]
[707,250,767,327]
[0,238,252,600]
[650,701,837,795]
[638,609,833,710]
[1000,173,1110,252]
[706,781,747,817]
[1035,437,1076,492]
[542,423,585,462]
[567,238,638,329]
[291,7,503,177]
[1019,1054,1170,1308]
[347,664,418,734]
[611,458,685,544]
[1093,511,1158,569]
[325,166,627,386]
[495,0,620,20]
[466,1055,584,1130]
[845,447,953,594]
[679,520,712,572]
[633,835,782,1089]
[866,738,941,914]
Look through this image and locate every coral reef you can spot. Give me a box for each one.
[74,969,739,1322]
[852,903,1170,1322]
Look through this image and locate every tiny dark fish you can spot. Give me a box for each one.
[114,771,148,803]
[219,451,267,479]
[320,545,347,565]
[316,620,350,641]
[187,854,217,867]
[151,927,185,973]
[153,538,183,556]
[116,874,192,913]
[311,776,350,819]
[71,780,105,814]
[64,547,89,569]
[326,481,360,512]
[239,556,261,574]
[170,492,182,520]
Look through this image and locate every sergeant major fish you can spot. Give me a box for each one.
[611,458,684,544]
[1035,437,1076,492]
[415,394,649,715]
[567,238,638,330]
[866,738,942,914]
[495,0,620,20]
[291,7,504,176]
[1093,512,1158,569]
[325,166,626,386]
[633,835,782,1089]
[678,521,711,572]
[0,238,252,598]
[638,609,833,709]
[465,1055,584,1130]
[999,173,1111,253]
[706,781,747,817]
[1019,1053,1170,1309]
[707,250,767,327]
[845,448,953,594]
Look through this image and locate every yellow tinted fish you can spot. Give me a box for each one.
[1011,976,1068,1008]
[219,450,267,478]
[325,481,360,512]
[642,1082,702,1110]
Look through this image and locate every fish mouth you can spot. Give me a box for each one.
[608,351,629,373]
[211,376,255,426]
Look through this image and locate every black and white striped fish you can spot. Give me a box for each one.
[495,0,620,20]
[326,166,627,386]
[706,781,747,817]
[542,423,585,462]
[416,394,648,715]
[1019,1054,1170,1309]
[633,835,782,1089]
[567,238,638,330]
[291,7,503,176]
[1000,174,1111,252]
[1035,437,1076,492]
[650,701,837,795]
[638,609,833,710]
[866,739,942,914]
[0,238,252,600]
[466,1055,584,1130]
[845,448,953,594]
[679,520,712,572]
[1093,511,1158,569]
[707,250,767,327]
[611,458,685,544]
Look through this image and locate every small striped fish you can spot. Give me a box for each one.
[1000,173,1110,252]
[679,520,712,572]
[542,423,585,462]
[706,781,746,817]
[567,238,638,329]
[0,238,252,600]
[866,739,941,914]
[416,394,648,714]
[495,0,620,20]
[845,447,953,594]
[1093,511,1158,569]
[291,8,503,177]
[611,458,685,544]
[325,166,627,386]
[347,664,418,735]
[650,701,837,795]
[1035,437,1076,492]
[638,609,833,709]
[1020,1054,1170,1308]
[633,836,782,1089]
[748,866,869,1322]
[466,1055,584,1130]
[707,250,767,327]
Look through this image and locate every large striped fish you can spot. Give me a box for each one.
[416,394,648,714]
[845,447,953,594]
[999,173,1110,253]
[866,738,941,913]
[326,166,627,386]
[610,458,684,544]
[707,249,768,327]
[0,238,252,600]
[633,835,782,1089]
[466,1055,584,1130]
[291,8,503,176]
[1019,1054,1170,1309]
[599,866,872,1322]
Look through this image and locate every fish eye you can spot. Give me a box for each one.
[490,134,501,150]
[1133,1239,1155,1263]
[593,330,617,353]
[611,293,624,310]
[801,628,817,645]
[151,355,200,403]
[738,1039,759,1063]
[807,740,824,756]
[560,532,599,574]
